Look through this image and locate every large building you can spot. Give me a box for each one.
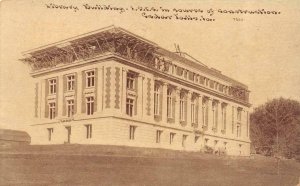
[21,26,251,156]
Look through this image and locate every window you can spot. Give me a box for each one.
[156,130,162,143]
[85,124,92,139]
[237,125,241,137]
[67,75,75,91]
[191,98,196,124]
[86,70,95,88]
[154,84,160,116]
[194,136,200,143]
[67,99,75,117]
[47,128,53,141]
[222,105,227,131]
[167,89,173,118]
[126,98,134,116]
[180,92,185,121]
[202,99,208,126]
[86,96,94,115]
[129,125,136,140]
[169,132,175,144]
[237,108,242,122]
[126,72,135,90]
[212,101,218,130]
[182,135,188,147]
[49,78,57,94]
[49,102,56,119]
[204,138,209,145]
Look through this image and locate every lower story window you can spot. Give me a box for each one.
[47,128,53,141]
[194,136,200,143]
[170,132,176,144]
[85,124,92,139]
[129,125,136,140]
[156,130,162,143]
[182,135,188,147]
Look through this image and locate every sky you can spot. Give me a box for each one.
[1,0,300,130]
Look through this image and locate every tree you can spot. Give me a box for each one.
[250,98,300,158]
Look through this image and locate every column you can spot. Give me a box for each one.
[186,91,192,127]
[137,74,144,118]
[76,71,83,116]
[207,98,212,133]
[197,95,203,128]
[174,87,181,125]
[121,68,127,115]
[161,82,168,123]
[231,105,236,137]
[96,66,103,113]
[40,79,45,118]
[217,101,222,133]
[247,110,250,139]
[57,75,64,118]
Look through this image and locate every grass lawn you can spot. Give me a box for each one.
[0,145,299,186]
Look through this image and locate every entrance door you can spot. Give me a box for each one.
[65,126,71,143]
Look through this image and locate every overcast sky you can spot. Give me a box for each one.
[1,0,299,130]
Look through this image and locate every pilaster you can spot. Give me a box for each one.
[40,79,45,118]
[121,67,127,115]
[207,98,213,133]
[137,74,144,118]
[96,66,103,113]
[76,71,82,116]
[57,75,64,118]
[186,91,192,127]
[197,95,203,128]
[174,87,181,125]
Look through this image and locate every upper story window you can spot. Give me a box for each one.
[126,72,136,90]
[167,89,173,119]
[179,92,186,122]
[237,124,241,137]
[67,99,75,117]
[126,98,134,117]
[212,101,218,130]
[49,102,56,119]
[222,104,227,131]
[86,70,95,88]
[154,84,160,116]
[191,98,196,124]
[86,96,94,115]
[48,78,57,94]
[237,108,242,122]
[202,99,209,126]
[67,75,75,91]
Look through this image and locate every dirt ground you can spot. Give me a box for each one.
[0,145,299,186]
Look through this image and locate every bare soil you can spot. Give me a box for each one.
[0,145,299,186]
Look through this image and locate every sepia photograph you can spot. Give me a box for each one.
[0,0,300,185]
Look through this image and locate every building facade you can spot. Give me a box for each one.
[22,26,251,156]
